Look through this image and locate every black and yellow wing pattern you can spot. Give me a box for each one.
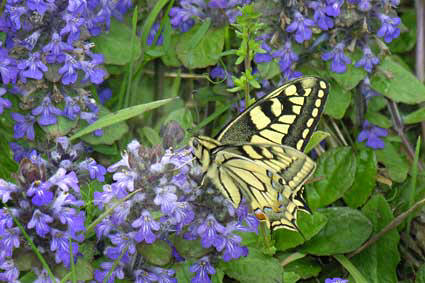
[190,76,329,232]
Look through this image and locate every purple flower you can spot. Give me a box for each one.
[63,96,81,120]
[309,1,334,30]
[4,4,27,30]
[11,113,36,140]
[0,260,19,282]
[0,49,18,84]
[27,209,54,237]
[197,215,225,249]
[357,120,388,149]
[50,229,79,267]
[273,41,298,71]
[94,261,125,283]
[107,232,137,258]
[0,180,17,203]
[216,224,248,261]
[377,14,401,43]
[169,1,205,32]
[189,257,215,283]
[59,54,80,85]
[358,0,371,11]
[355,47,379,72]
[325,0,344,17]
[286,11,314,43]
[0,227,20,257]
[43,32,73,64]
[134,269,159,283]
[322,43,351,73]
[95,217,113,240]
[151,267,177,283]
[17,52,48,81]
[27,181,54,206]
[154,186,177,214]
[20,30,41,50]
[254,42,273,63]
[131,210,160,244]
[31,96,63,126]
[0,209,14,234]
[60,13,85,43]
[79,158,107,182]
[94,185,116,210]
[325,279,349,283]
[80,53,106,84]
[0,88,11,114]
[80,111,103,136]
[99,88,112,104]
[147,23,164,46]
[48,168,80,193]
[210,66,226,80]
[27,0,49,15]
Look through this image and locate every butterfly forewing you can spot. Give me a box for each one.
[215,77,329,151]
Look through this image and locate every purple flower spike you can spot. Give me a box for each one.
[0,88,12,114]
[322,43,351,73]
[11,113,36,140]
[189,257,216,283]
[31,96,62,126]
[377,14,401,43]
[43,32,73,64]
[27,181,53,206]
[309,1,334,30]
[27,209,54,237]
[355,47,379,72]
[357,120,388,149]
[17,52,48,81]
[286,11,314,43]
[131,210,160,244]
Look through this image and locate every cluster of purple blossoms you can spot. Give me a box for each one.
[0,0,132,140]
[0,137,106,281]
[169,0,251,32]
[93,137,258,282]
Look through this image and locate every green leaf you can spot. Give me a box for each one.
[389,9,417,53]
[164,108,193,130]
[173,238,211,259]
[367,96,388,112]
[404,107,425,124]
[304,130,330,154]
[274,211,327,251]
[375,138,409,182]
[140,0,170,49]
[43,116,78,138]
[161,33,182,67]
[307,147,357,210]
[351,195,400,283]
[55,258,94,281]
[219,247,283,283]
[176,25,225,69]
[141,127,161,146]
[138,240,172,266]
[334,255,368,283]
[329,58,367,91]
[282,271,301,283]
[300,207,373,255]
[344,147,377,208]
[257,61,281,80]
[370,56,425,104]
[92,18,142,65]
[284,256,322,279]
[324,81,351,119]
[71,98,175,140]
[416,264,425,283]
[365,111,392,128]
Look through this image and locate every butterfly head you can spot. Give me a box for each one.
[189,136,222,171]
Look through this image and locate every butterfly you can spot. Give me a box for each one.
[189,76,329,231]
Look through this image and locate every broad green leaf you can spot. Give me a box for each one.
[219,247,283,283]
[176,25,225,69]
[173,238,210,259]
[344,147,377,208]
[416,264,425,283]
[328,57,367,91]
[161,33,182,67]
[164,108,193,130]
[375,138,409,182]
[370,56,425,104]
[304,130,330,154]
[92,18,142,65]
[367,96,387,112]
[324,82,351,119]
[138,240,172,266]
[307,147,356,210]
[284,256,322,279]
[257,61,281,80]
[43,116,78,138]
[282,271,301,283]
[351,195,400,283]
[365,111,392,128]
[71,98,175,140]
[141,126,161,146]
[55,258,93,281]
[19,272,37,283]
[274,211,327,251]
[404,107,425,124]
[300,207,372,255]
